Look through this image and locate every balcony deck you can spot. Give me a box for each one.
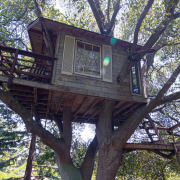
[0,45,56,85]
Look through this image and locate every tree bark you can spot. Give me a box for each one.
[55,152,83,180]
[96,146,123,180]
[24,133,36,180]
[96,101,123,180]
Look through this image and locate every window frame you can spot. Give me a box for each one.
[74,40,101,78]
[131,62,142,94]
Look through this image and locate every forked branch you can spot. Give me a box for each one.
[80,136,98,180]
[87,0,105,34]
[130,0,155,57]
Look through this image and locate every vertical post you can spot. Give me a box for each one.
[172,131,180,169]
[7,49,19,86]
[50,58,54,82]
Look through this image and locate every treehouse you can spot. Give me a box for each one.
[0,18,152,125]
[1,18,180,164]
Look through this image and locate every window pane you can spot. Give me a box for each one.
[77,41,84,49]
[75,41,100,77]
[93,46,100,52]
[131,65,140,94]
[85,44,92,51]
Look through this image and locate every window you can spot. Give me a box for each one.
[131,63,141,94]
[62,35,112,82]
[74,41,101,77]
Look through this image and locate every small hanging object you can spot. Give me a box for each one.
[110,37,117,45]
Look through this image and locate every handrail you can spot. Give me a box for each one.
[0,45,56,61]
[0,45,56,85]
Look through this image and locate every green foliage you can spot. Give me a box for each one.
[117,151,180,180]
[0,104,29,179]
[34,138,60,179]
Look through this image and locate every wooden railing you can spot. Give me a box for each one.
[0,45,56,85]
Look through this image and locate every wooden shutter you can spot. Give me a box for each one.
[61,35,75,75]
[102,45,112,82]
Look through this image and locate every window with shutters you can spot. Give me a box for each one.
[74,41,101,77]
[62,36,112,82]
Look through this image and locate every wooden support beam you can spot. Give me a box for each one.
[142,120,154,142]
[148,115,164,142]
[75,97,88,116]
[10,85,33,93]
[113,102,132,116]
[122,103,140,115]
[82,98,99,118]
[8,49,19,86]
[170,123,180,131]
[46,90,52,119]
[12,91,33,97]
[87,100,107,120]
[56,93,64,114]
[34,88,38,105]
[124,143,174,151]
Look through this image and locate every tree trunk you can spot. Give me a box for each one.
[96,146,123,180]
[96,101,123,180]
[24,133,36,180]
[55,152,83,180]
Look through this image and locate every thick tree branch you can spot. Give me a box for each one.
[130,0,155,57]
[106,0,111,23]
[53,115,63,137]
[41,19,55,56]
[94,0,105,24]
[153,150,174,159]
[62,106,72,150]
[80,136,98,180]
[33,0,44,17]
[155,64,180,101]
[113,63,180,147]
[24,133,36,180]
[87,0,105,34]
[172,12,180,19]
[118,0,179,82]
[158,91,180,105]
[96,101,114,148]
[0,90,65,153]
[106,0,121,35]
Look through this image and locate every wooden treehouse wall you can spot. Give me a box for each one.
[52,31,146,103]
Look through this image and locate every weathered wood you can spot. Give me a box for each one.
[8,49,19,86]
[113,102,133,116]
[75,97,88,116]
[46,90,52,119]
[56,93,64,114]
[0,45,56,61]
[82,98,99,118]
[148,115,163,142]
[124,143,174,151]
[34,88,38,105]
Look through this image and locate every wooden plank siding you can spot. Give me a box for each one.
[52,32,147,103]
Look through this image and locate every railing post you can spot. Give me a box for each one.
[7,49,19,86]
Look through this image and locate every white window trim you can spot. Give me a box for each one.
[74,40,101,78]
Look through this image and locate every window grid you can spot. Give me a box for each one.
[74,40,101,78]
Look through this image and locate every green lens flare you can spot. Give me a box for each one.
[103,57,110,66]
[110,37,117,45]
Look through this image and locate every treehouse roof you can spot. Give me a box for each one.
[27,17,154,55]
